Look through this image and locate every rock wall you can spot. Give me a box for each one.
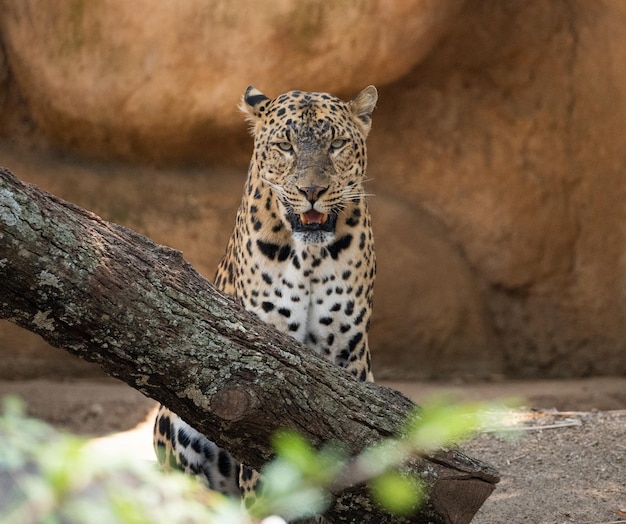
[1,0,625,379]
[368,0,626,377]
[0,0,461,163]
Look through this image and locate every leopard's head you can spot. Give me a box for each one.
[242,86,377,244]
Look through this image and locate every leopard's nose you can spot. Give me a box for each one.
[298,185,328,204]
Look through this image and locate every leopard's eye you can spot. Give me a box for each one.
[330,138,347,150]
[276,142,293,153]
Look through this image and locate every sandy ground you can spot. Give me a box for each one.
[1,377,625,523]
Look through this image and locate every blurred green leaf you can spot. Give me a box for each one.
[370,471,424,516]
[0,396,250,524]
[404,399,489,453]
[271,430,316,473]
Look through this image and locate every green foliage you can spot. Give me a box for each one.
[272,430,346,485]
[0,397,245,524]
[369,472,423,516]
[403,398,489,453]
[250,430,347,520]
[0,395,509,523]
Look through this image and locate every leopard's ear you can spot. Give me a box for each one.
[349,85,378,136]
[240,86,269,124]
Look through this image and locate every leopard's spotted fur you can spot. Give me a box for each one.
[153,85,378,505]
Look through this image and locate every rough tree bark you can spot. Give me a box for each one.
[0,166,499,523]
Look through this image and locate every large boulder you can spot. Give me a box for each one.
[368,0,626,377]
[2,0,626,381]
[369,193,501,378]
[0,0,462,162]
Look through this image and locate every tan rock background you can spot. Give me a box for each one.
[0,0,461,162]
[1,0,625,380]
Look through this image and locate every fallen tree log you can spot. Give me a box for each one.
[0,166,499,523]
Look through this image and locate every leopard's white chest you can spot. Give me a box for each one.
[243,241,364,363]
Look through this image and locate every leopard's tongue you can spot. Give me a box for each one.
[301,210,327,225]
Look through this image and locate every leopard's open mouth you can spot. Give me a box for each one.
[287,209,337,233]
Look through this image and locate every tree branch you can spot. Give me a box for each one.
[0,166,498,523]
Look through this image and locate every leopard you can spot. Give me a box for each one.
[153,85,378,506]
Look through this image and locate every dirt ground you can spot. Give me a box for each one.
[0,377,624,523]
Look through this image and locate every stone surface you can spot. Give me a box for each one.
[369,191,500,378]
[2,0,626,380]
[0,0,462,163]
[367,0,626,377]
